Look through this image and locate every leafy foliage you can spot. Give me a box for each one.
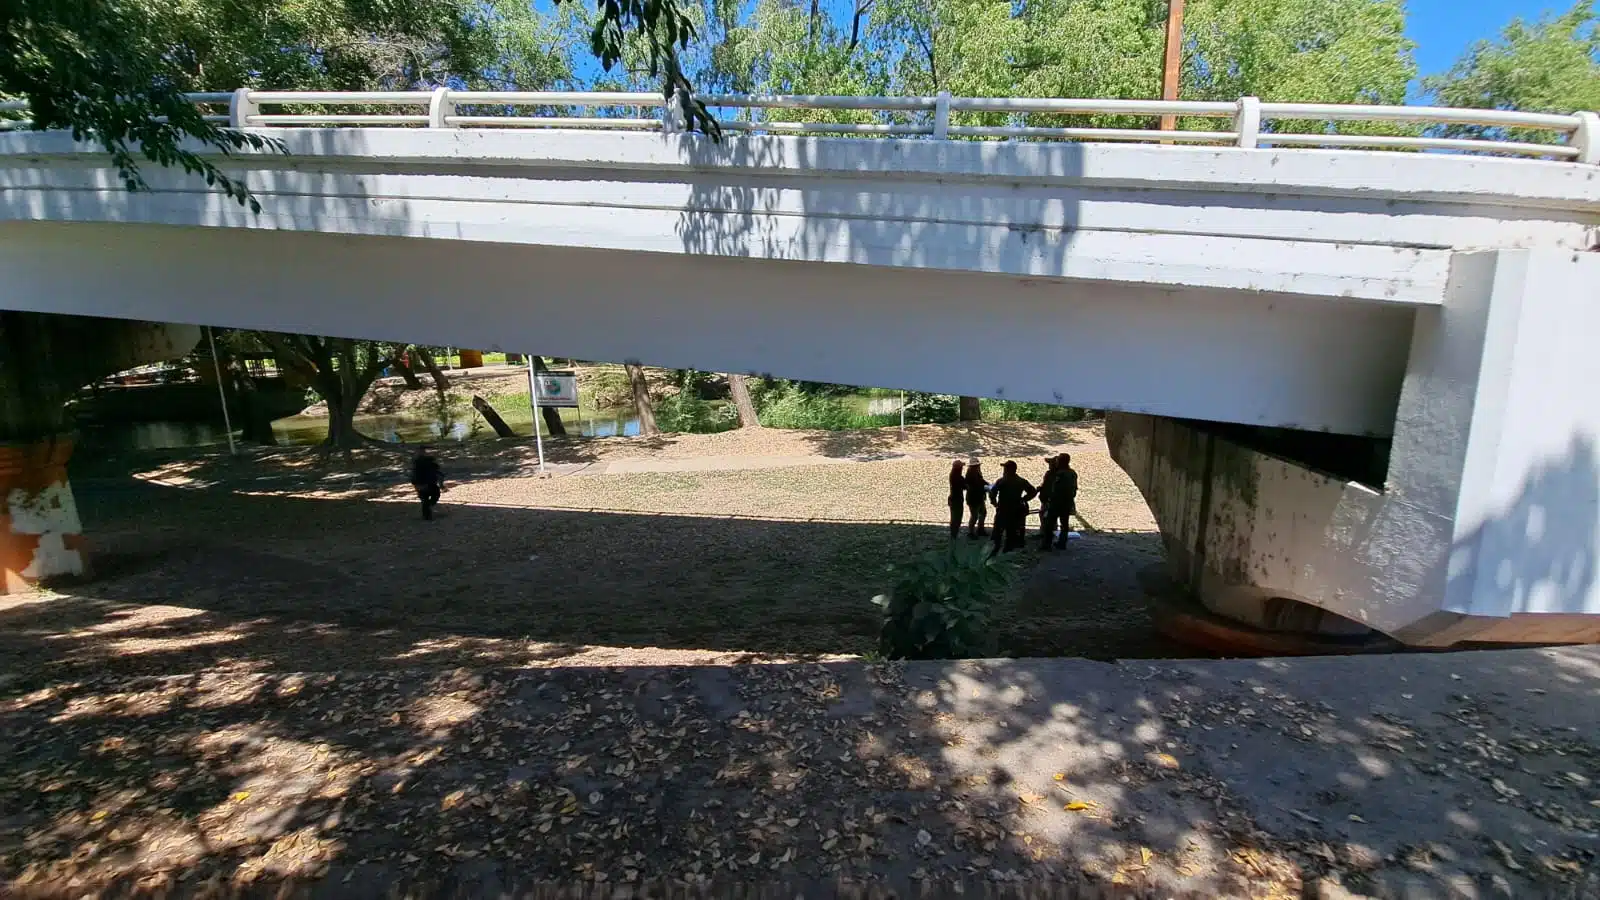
[1424,1,1599,143]
[757,390,857,430]
[0,0,283,211]
[654,372,737,433]
[873,542,1019,660]
[980,399,1087,423]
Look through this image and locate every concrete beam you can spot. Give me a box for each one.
[0,221,1416,435]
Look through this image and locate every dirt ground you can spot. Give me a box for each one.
[4,422,1597,896]
[23,422,1166,679]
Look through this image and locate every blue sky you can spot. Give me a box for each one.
[1407,0,1564,76]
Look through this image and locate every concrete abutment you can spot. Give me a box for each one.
[1109,248,1600,649]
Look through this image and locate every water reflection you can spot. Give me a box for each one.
[82,406,645,452]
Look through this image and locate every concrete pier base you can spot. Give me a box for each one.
[1109,248,1600,648]
[0,437,85,591]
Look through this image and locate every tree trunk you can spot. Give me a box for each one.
[959,396,982,422]
[416,348,451,391]
[320,375,365,451]
[728,374,760,428]
[393,358,424,390]
[625,362,659,436]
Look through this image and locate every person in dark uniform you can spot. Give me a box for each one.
[988,460,1037,555]
[1037,456,1061,543]
[963,459,989,538]
[1040,452,1079,550]
[947,460,967,539]
[410,445,445,521]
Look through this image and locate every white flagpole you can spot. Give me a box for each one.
[206,326,237,457]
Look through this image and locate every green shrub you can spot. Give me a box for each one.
[901,392,960,424]
[758,390,856,430]
[980,399,1087,422]
[872,542,1019,659]
[655,391,737,433]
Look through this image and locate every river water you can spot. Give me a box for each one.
[79,390,906,452]
[81,406,644,452]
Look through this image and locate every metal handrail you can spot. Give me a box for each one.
[1,89,1594,163]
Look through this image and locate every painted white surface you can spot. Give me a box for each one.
[0,221,1416,434]
[1107,250,1600,644]
[4,131,1599,309]
[7,479,86,582]
[1447,251,1600,621]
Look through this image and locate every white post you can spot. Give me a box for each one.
[1234,96,1261,149]
[1574,111,1600,165]
[662,91,686,134]
[428,87,455,129]
[206,326,238,457]
[900,390,906,436]
[526,357,546,476]
[228,88,258,129]
[933,91,952,140]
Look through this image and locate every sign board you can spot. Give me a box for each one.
[534,370,579,408]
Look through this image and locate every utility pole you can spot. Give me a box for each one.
[1159,0,1186,132]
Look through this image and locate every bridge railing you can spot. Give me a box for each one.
[4,89,1596,163]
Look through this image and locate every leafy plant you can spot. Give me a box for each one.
[901,392,960,424]
[980,399,1087,423]
[872,542,1019,660]
[757,389,856,430]
[654,377,737,433]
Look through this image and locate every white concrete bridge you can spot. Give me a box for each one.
[2,89,1597,647]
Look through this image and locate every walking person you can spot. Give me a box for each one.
[988,460,1037,555]
[963,459,989,539]
[947,460,967,540]
[410,444,445,521]
[1040,452,1079,550]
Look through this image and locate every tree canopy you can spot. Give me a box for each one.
[1424,0,1599,141]
[0,0,708,208]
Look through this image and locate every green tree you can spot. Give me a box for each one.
[257,335,403,451]
[1424,1,1599,142]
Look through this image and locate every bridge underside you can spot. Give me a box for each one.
[0,220,1412,436]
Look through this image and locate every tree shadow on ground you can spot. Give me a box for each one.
[3,641,1596,895]
[791,422,1093,464]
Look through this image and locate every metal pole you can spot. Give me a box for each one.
[526,357,546,475]
[1159,0,1186,132]
[205,326,237,457]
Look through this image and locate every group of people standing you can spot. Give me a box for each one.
[947,454,1079,554]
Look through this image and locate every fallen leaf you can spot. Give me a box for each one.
[231,791,251,803]
[1064,801,1094,812]
[90,810,108,823]
[1053,773,1065,781]
[1140,847,1152,865]
[1348,814,1366,823]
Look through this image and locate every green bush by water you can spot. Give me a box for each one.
[757,390,900,430]
[873,542,1020,660]
[980,399,1087,422]
[655,391,738,434]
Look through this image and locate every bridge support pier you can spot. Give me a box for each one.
[1110,248,1600,650]
[0,312,199,591]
